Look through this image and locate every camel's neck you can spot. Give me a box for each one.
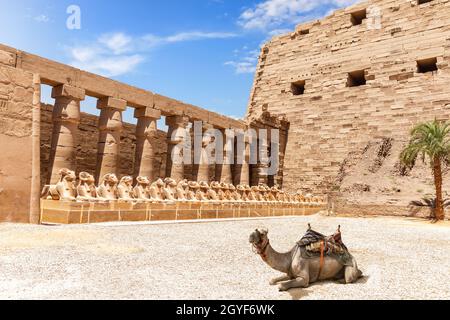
[262,242,293,274]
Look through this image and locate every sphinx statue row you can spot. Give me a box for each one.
[41,169,326,204]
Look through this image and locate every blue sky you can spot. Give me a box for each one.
[0,0,358,123]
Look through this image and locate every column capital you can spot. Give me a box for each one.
[97,97,127,111]
[166,115,190,128]
[134,107,161,120]
[51,84,85,100]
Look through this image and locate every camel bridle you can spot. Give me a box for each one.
[252,236,270,261]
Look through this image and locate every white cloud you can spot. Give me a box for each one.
[142,31,237,47]
[68,33,143,77]
[68,31,237,77]
[225,48,260,74]
[98,33,132,55]
[34,14,49,23]
[238,0,360,30]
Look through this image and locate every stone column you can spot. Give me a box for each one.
[215,129,233,184]
[254,137,270,186]
[195,123,214,183]
[95,97,126,182]
[30,74,41,224]
[166,115,189,182]
[48,84,85,184]
[134,107,161,181]
[234,132,250,186]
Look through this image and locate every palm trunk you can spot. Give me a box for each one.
[433,156,444,221]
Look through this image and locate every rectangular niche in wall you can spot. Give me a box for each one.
[350,9,367,26]
[417,58,438,73]
[418,0,434,5]
[347,70,367,87]
[291,80,306,95]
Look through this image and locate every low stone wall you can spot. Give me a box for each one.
[40,200,325,224]
[334,203,450,220]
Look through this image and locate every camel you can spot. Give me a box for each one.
[249,227,362,292]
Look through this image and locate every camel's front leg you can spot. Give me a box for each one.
[269,275,291,286]
[278,277,309,292]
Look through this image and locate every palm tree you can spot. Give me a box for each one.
[400,120,450,221]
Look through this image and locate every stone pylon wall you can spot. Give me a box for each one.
[246,0,450,194]
[0,61,35,222]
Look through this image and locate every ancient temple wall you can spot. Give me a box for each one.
[247,0,450,195]
[0,60,35,222]
[40,104,168,189]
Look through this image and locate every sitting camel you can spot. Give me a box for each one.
[249,226,362,292]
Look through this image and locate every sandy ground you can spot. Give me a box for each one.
[0,214,449,300]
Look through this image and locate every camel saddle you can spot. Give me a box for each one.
[297,224,353,268]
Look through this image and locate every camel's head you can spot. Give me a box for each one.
[249,228,269,247]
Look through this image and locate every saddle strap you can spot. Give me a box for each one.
[318,240,325,279]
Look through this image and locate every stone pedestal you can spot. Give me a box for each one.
[95,97,126,182]
[166,115,189,182]
[49,84,85,184]
[134,107,161,181]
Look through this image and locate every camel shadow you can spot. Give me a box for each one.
[287,275,369,300]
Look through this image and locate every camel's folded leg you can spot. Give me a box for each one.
[278,277,309,292]
[269,275,291,286]
[344,266,362,284]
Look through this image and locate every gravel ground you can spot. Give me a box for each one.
[0,214,449,300]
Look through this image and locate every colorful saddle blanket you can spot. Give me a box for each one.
[296,227,354,266]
